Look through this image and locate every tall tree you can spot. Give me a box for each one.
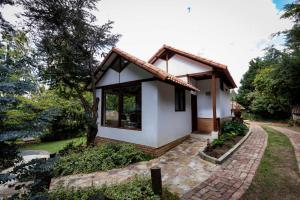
[0,30,40,141]
[281,0,300,52]
[19,0,120,145]
[236,48,282,109]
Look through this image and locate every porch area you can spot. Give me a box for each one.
[188,70,234,135]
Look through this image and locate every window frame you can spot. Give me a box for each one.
[101,82,142,131]
[175,87,186,112]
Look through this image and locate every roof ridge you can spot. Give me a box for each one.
[100,47,199,91]
[162,44,227,69]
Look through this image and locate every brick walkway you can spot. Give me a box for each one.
[182,123,267,200]
[269,126,300,173]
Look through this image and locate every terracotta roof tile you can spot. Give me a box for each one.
[148,44,236,88]
[93,48,199,91]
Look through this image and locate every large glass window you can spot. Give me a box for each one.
[102,83,141,130]
[175,87,186,111]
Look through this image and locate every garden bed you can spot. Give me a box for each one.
[199,121,250,164]
[204,135,244,158]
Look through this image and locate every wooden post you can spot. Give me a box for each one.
[166,53,169,73]
[151,167,162,195]
[211,73,217,131]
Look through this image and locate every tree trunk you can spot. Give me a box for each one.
[86,58,99,146]
[86,96,99,146]
[86,124,98,145]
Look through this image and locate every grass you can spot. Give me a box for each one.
[19,137,86,153]
[242,126,300,200]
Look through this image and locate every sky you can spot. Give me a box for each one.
[273,0,294,10]
[1,0,294,88]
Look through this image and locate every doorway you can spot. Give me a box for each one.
[191,94,198,132]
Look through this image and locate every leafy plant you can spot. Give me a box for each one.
[58,141,86,156]
[211,138,225,147]
[222,121,248,136]
[53,143,152,176]
[48,176,179,200]
[211,121,248,148]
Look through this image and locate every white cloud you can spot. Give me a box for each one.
[1,0,293,87]
[95,0,293,87]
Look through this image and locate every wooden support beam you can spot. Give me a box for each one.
[166,53,169,73]
[211,72,217,131]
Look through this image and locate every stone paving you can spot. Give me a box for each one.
[50,136,218,196]
[270,126,300,173]
[182,123,267,200]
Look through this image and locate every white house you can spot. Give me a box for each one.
[93,45,236,156]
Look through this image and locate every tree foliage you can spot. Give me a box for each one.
[237,1,300,119]
[18,0,120,145]
[0,31,41,141]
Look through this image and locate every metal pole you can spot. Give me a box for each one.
[151,167,162,195]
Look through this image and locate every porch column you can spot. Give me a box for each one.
[211,72,217,131]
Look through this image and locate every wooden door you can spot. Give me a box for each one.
[191,94,198,132]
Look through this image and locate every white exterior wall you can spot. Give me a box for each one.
[219,83,232,118]
[96,63,159,147]
[153,54,212,76]
[96,64,192,148]
[196,78,231,118]
[97,81,159,147]
[96,63,152,87]
[156,81,191,147]
[197,79,213,118]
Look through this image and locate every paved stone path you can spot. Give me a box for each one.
[50,136,217,196]
[182,123,267,200]
[270,126,300,173]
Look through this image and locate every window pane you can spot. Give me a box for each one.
[121,85,141,129]
[175,87,185,111]
[104,92,119,127]
[102,84,141,129]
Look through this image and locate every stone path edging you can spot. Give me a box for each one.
[269,126,300,174]
[199,128,252,164]
[181,123,267,200]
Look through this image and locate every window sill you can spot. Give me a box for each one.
[100,125,142,131]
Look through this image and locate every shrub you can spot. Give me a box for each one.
[0,141,22,170]
[40,131,84,142]
[211,121,248,148]
[211,137,225,147]
[49,177,179,200]
[53,143,152,176]
[58,141,86,156]
[222,121,248,136]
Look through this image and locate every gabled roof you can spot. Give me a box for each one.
[92,48,199,91]
[148,45,237,88]
[231,101,245,111]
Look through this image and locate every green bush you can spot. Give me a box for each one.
[211,137,225,147]
[48,177,179,200]
[222,121,248,136]
[58,141,86,156]
[53,143,152,176]
[211,121,248,148]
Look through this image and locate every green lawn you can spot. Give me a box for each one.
[20,137,86,153]
[242,126,300,200]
